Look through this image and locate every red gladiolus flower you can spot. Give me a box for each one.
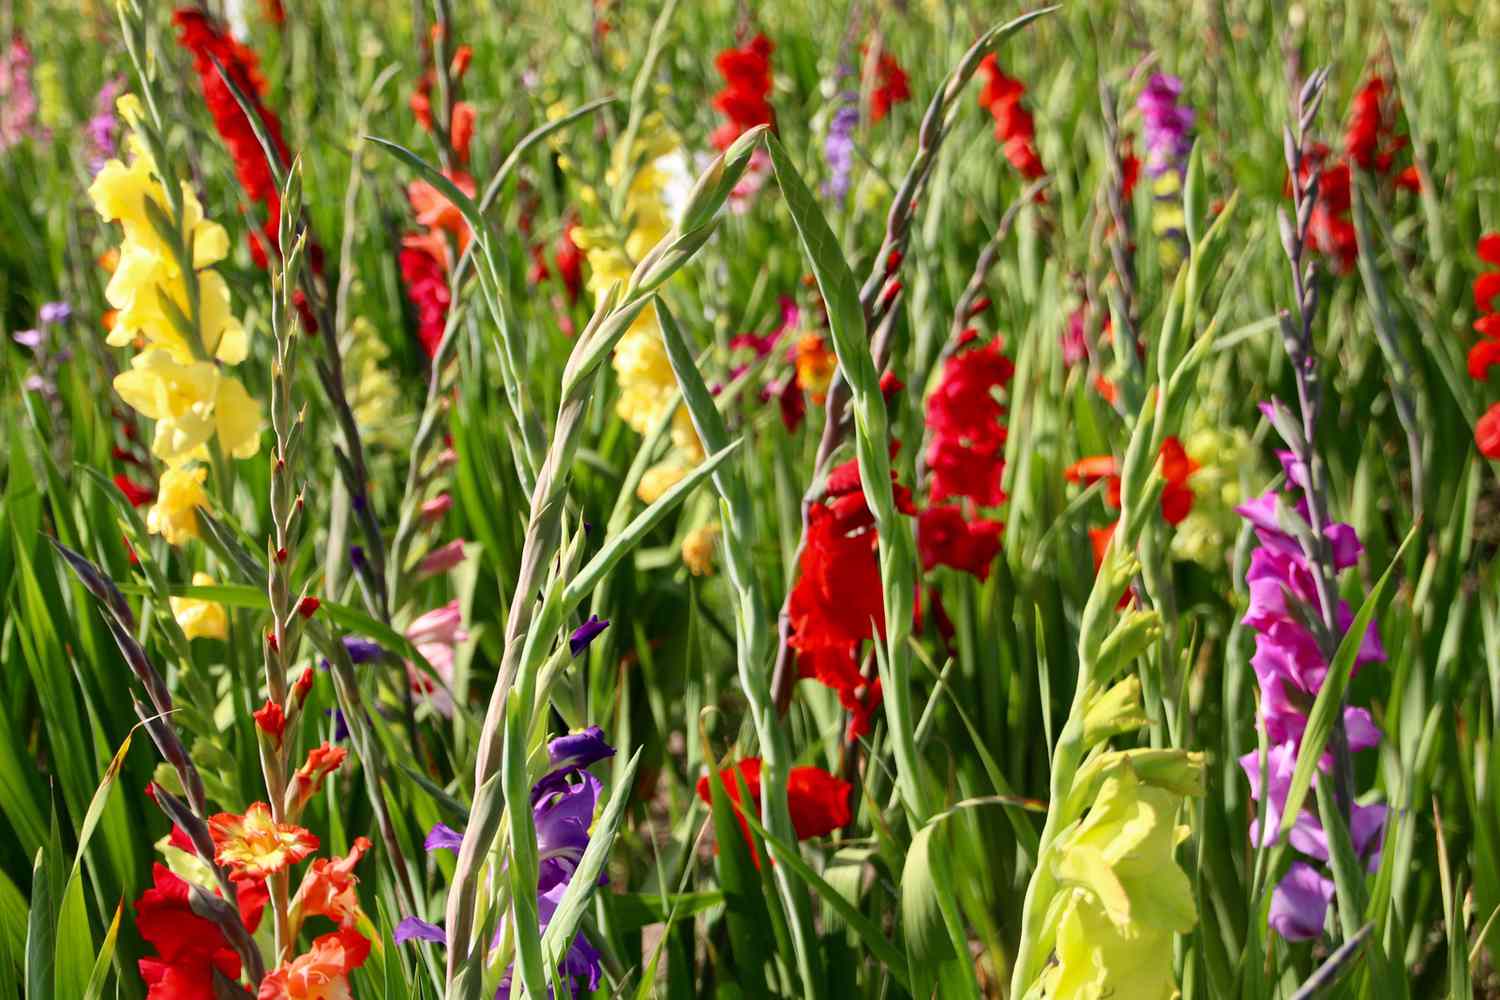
[253,699,286,743]
[398,244,452,359]
[1473,272,1500,316]
[976,55,1044,180]
[917,505,1003,580]
[114,473,155,507]
[868,49,910,123]
[1295,144,1357,273]
[924,336,1014,507]
[1479,233,1500,265]
[1477,402,1500,459]
[1064,437,1197,526]
[172,10,320,273]
[710,34,775,150]
[136,864,242,999]
[696,758,852,863]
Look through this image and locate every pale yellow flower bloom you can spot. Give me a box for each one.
[113,350,262,466]
[171,572,228,641]
[147,464,208,546]
[637,459,690,504]
[682,522,720,576]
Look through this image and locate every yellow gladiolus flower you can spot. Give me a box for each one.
[638,459,690,504]
[170,572,228,641]
[1041,765,1198,1000]
[147,465,208,545]
[113,351,262,465]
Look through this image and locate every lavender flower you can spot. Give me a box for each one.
[38,301,71,325]
[1137,73,1195,179]
[1235,448,1388,941]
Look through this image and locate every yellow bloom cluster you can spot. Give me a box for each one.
[1042,764,1199,1000]
[348,317,404,448]
[169,571,229,641]
[87,95,262,545]
[570,115,703,485]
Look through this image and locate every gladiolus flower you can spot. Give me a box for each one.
[1477,403,1500,459]
[135,863,244,999]
[147,464,208,546]
[977,56,1044,180]
[209,802,319,879]
[924,336,1014,508]
[257,928,370,1000]
[171,572,229,641]
[682,522,720,576]
[697,758,851,863]
[710,34,775,150]
[417,538,467,576]
[114,472,155,507]
[253,699,286,743]
[917,505,1003,580]
[793,334,837,402]
[290,837,370,929]
[867,48,910,123]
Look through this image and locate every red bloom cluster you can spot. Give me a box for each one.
[787,455,915,739]
[399,243,453,359]
[411,27,476,164]
[529,224,584,306]
[867,48,910,123]
[135,853,267,999]
[711,33,775,150]
[976,56,1044,180]
[173,10,313,273]
[1471,234,1500,459]
[925,333,1014,508]
[696,758,852,862]
[1344,76,1418,191]
[1296,76,1418,274]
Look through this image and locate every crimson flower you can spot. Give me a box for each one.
[868,49,910,123]
[917,505,1003,580]
[976,55,1044,180]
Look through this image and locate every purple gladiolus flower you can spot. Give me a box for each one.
[569,615,609,657]
[823,99,859,203]
[343,635,383,663]
[13,328,44,350]
[548,726,616,771]
[394,916,445,945]
[424,822,464,853]
[38,302,71,325]
[1137,72,1195,179]
[86,76,125,175]
[1269,862,1336,941]
[1236,418,1388,941]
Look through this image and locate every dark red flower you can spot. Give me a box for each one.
[917,505,1003,580]
[696,758,852,862]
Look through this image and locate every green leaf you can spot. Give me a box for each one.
[733,805,911,990]
[80,900,122,1000]
[24,850,53,1000]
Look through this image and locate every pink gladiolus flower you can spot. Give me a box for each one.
[420,493,453,522]
[417,538,467,577]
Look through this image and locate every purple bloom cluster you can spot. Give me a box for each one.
[396,727,616,998]
[1235,440,1388,942]
[86,76,126,176]
[823,80,859,203]
[1137,73,1195,179]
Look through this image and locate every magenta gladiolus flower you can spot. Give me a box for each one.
[418,538,467,577]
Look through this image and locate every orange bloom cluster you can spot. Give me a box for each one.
[209,801,319,880]
[1066,437,1198,604]
[977,55,1044,180]
[257,928,370,1000]
[1472,234,1500,458]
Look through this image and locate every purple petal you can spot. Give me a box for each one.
[424,822,464,853]
[569,615,609,657]
[12,328,44,350]
[394,916,446,945]
[547,726,615,771]
[38,302,71,325]
[1268,862,1335,941]
[342,635,384,664]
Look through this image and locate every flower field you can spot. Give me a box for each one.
[2,0,1499,997]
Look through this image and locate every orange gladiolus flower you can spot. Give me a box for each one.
[257,928,370,1000]
[209,802,318,879]
[291,837,371,929]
